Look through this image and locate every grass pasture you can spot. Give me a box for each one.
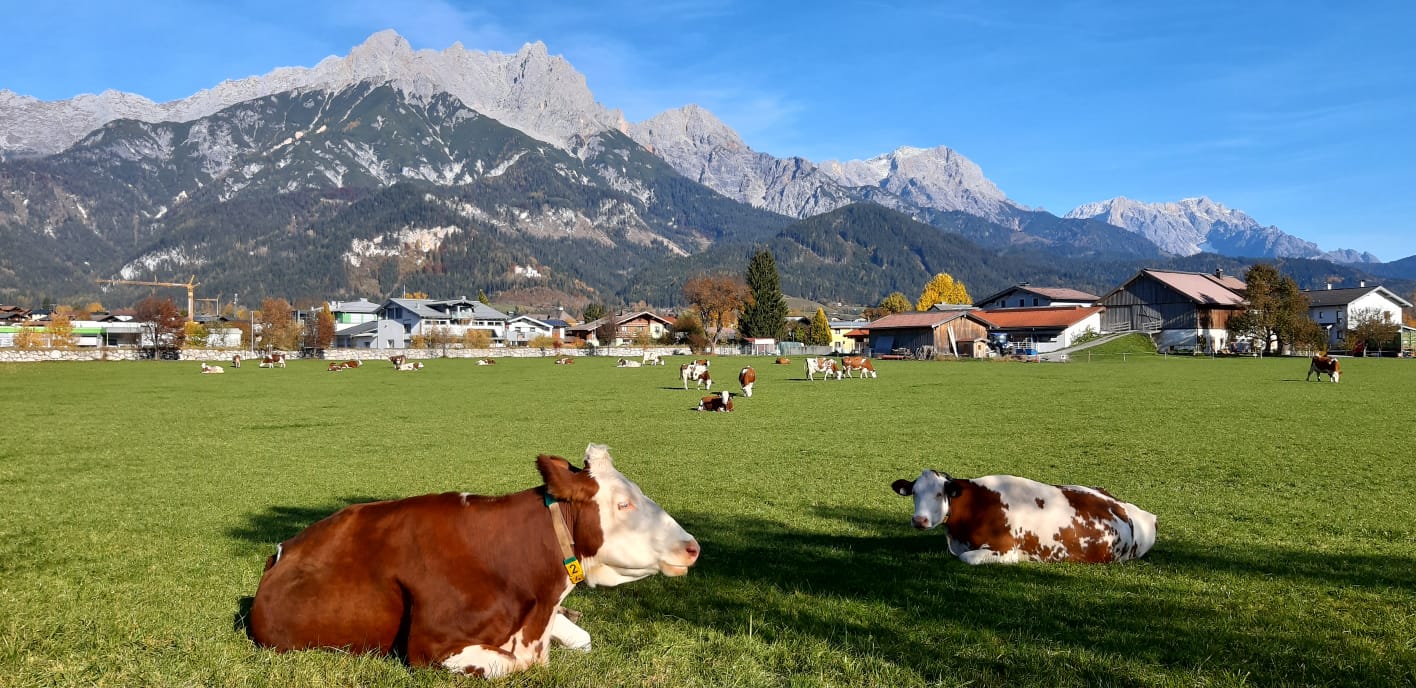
[1,354,1413,687]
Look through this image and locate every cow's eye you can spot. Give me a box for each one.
[617,500,634,511]
[937,492,945,498]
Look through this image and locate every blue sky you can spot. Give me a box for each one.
[5,1,1415,260]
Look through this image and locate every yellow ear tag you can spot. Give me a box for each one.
[563,557,586,584]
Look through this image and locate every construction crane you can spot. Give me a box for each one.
[95,275,200,323]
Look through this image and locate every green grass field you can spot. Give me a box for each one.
[1,354,1412,687]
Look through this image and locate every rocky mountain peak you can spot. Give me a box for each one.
[819,145,1013,223]
[0,30,625,157]
[1066,196,1378,263]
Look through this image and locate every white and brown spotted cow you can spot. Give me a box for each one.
[200,363,225,374]
[390,354,407,369]
[804,357,842,381]
[250,444,700,677]
[840,356,877,379]
[396,361,425,372]
[680,362,709,389]
[231,353,242,369]
[738,366,756,398]
[891,471,1157,565]
[1307,355,1340,383]
[259,353,287,369]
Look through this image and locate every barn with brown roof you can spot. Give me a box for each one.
[865,307,996,358]
[1098,269,1247,353]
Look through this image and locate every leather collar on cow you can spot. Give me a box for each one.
[544,492,586,585]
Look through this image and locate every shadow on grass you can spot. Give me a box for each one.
[226,495,389,552]
[621,506,1415,686]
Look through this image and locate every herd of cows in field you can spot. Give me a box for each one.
[233,350,1172,677]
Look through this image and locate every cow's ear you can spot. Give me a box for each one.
[892,479,914,496]
[583,443,615,472]
[538,454,599,502]
[945,480,962,499]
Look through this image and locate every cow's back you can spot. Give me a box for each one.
[250,492,565,664]
[250,498,417,654]
[952,477,1156,563]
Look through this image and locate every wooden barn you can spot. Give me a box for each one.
[865,307,995,358]
[1099,269,1247,353]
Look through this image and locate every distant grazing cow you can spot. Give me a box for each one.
[642,352,665,366]
[250,444,699,676]
[390,354,407,369]
[397,361,425,372]
[738,367,756,397]
[477,358,496,366]
[616,358,642,368]
[231,354,242,369]
[805,357,842,381]
[774,357,791,365]
[200,363,225,374]
[1307,355,1340,383]
[891,471,1157,565]
[679,362,709,389]
[697,390,733,412]
[840,356,877,379]
[260,353,286,369]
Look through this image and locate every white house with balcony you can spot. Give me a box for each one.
[377,297,510,346]
[1304,282,1412,350]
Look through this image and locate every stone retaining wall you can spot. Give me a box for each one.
[0,346,711,363]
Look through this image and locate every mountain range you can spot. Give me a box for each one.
[0,30,1406,309]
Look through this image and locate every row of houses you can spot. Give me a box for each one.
[859,269,1413,358]
[3,268,1411,355]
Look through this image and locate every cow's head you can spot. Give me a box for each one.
[539,444,699,587]
[892,470,961,530]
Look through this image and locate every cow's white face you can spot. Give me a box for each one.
[583,445,699,586]
[892,470,956,530]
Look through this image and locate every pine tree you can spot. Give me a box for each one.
[740,248,788,341]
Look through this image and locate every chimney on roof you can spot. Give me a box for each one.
[1360,280,1366,288]
[1215,268,1224,279]
[1326,283,1332,290]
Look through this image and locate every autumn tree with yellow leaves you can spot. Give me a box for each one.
[915,273,971,311]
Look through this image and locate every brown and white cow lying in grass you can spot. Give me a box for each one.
[892,470,1157,565]
[249,444,700,677]
[738,367,756,397]
[697,390,733,412]
[1307,354,1340,383]
[616,358,642,368]
[477,358,496,365]
[390,354,407,369]
[200,363,225,374]
[774,357,791,365]
[555,356,575,365]
[840,356,877,379]
[396,361,425,372]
